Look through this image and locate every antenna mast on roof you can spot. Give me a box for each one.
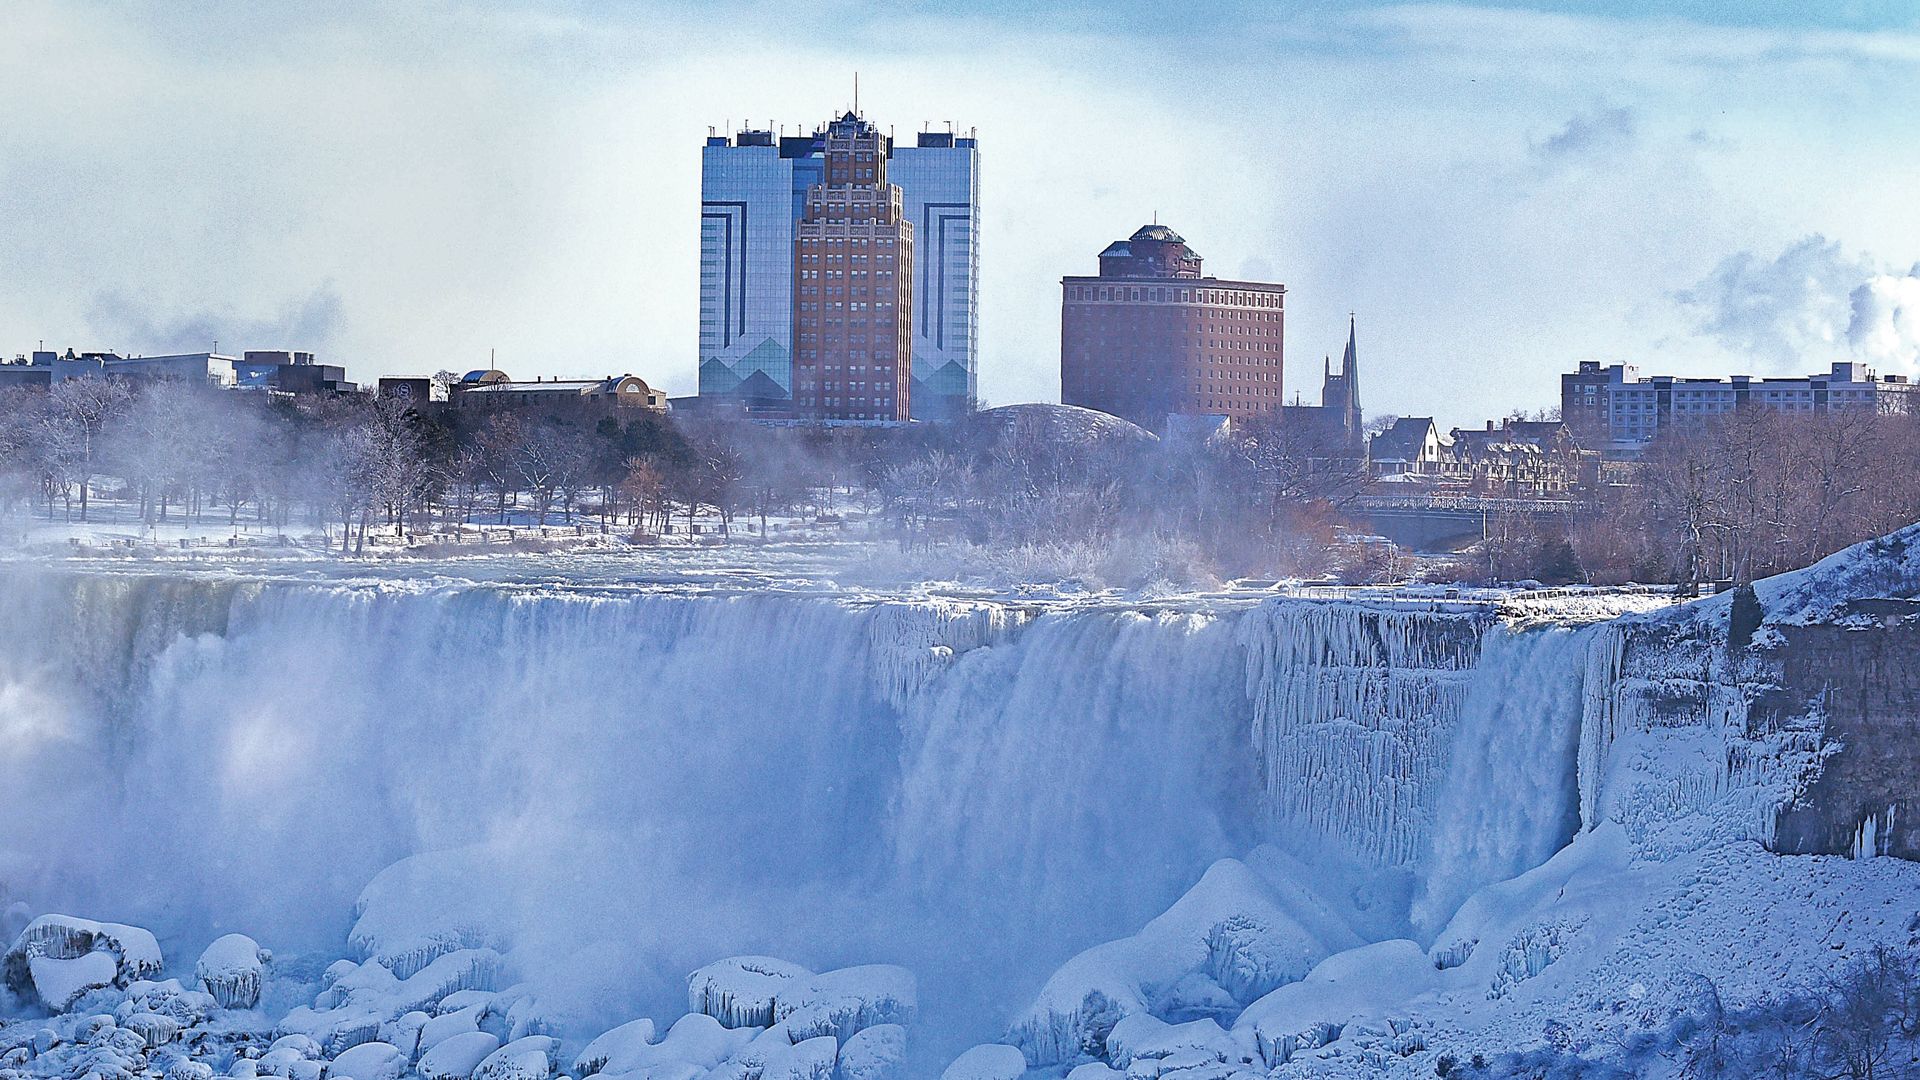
[854,72,859,115]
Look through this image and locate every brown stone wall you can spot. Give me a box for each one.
[1771,620,1920,860]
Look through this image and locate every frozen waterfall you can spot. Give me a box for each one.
[0,566,1613,1052]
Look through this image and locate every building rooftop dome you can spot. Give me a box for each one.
[1129,224,1185,244]
[971,403,1159,446]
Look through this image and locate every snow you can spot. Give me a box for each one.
[277,950,503,1053]
[1233,940,1437,1067]
[1104,1015,1247,1070]
[419,1003,486,1052]
[834,1023,907,1080]
[757,1033,838,1080]
[328,1040,408,1080]
[579,1013,750,1076]
[24,951,120,1012]
[1007,858,1361,1065]
[421,1031,502,1080]
[937,1042,1026,1079]
[571,1017,655,1075]
[472,1035,558,1080]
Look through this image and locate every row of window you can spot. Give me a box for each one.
[1067,285,1282,306]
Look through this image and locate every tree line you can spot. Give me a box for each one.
[1547,406,1920,586]
[2,377,1916,586]
[0,383,1366,577]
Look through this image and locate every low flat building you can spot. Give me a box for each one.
[236,350,353,395]
[105,352,238,386]
[1563,360,1917,456]
[0,349,119,386]
[449,373,668,412]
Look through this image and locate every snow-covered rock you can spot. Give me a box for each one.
[755,1034,836,1080]
[1105,1015,1248,1072]
[418,1005,486,1053]
[328,1041,408,1080]
[123,1010,182,1048]
[1232,939,1437,1067]
[938,1043,1025,1080]
[687,956,811,1029]
[2,915,164,1011]
[1063,1066,1122,1080]
[471,1035,557,1080]
[1007,859,1359,1065]
[197,933,269,1009]
[419,1031,501,1080]
[772,966,915,1044]
[278,949,501,1054]
[570,1017,655,1076]
[833,1024,906,1080]
[379,1009,432,1058]
[576,1014,749,1078]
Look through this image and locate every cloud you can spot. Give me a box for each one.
[84,285,346,357]
[1531,106,1637,163]
[1677,240,1920,376]
[1674,235,1870,369]
[1849,265,1920,373]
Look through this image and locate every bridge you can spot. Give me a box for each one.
[1346,493,1577,552]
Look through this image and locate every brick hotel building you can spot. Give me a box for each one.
[1060,225,1286,433]
[790,113,914,421]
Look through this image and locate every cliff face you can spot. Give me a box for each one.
[1771,612,1920,859]
[1595,528,1920,866]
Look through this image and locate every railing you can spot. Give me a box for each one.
[1352,493,1578,514]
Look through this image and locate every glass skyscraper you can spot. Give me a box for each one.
[699,117,979,419]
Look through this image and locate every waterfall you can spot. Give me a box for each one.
[1412,625,1596,938]
[0,567,1611,1050]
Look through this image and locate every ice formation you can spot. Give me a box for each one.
[2,915,164,1012]
[195,934,268,1010]
[686,956,810,1029]
[3,535,1919,1074]
[771,965,916,1044]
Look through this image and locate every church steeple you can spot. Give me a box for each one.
[1341,314,1359,417]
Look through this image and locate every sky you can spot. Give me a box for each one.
[3,0,1919,427]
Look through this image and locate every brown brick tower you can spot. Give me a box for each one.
[791,113,914,421]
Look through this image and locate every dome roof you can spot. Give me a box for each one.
[1129,224,1185,244]
[971,403,1158,446]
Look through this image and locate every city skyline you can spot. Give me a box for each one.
[3,1,1918,427]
